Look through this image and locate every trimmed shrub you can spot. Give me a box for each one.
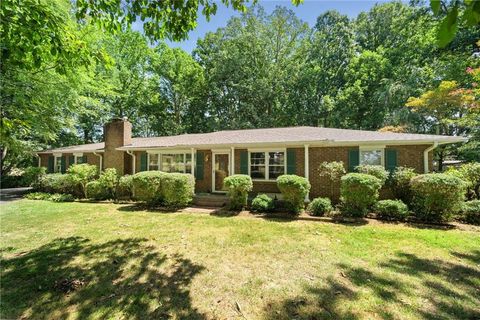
[356,165,388,185]
[318,161,346,199]
[446,162,480,199]
[161,173,195,207]
[86,181,109,200]
[410,173,466,222]
[251,194,275,213]
[389,167,417,204]
[35,173,80,196]
[224,175,253,210]
[276,175,311,214]
[67,164,98,198]
[117,175,134,200]
[461,200,480,225]
[25,192,51,200]
[97,168,119,199]
[131,171,166,205]
[340,173,382,217]
[307,197,332,216]
[49,193,75,202]
[373,199,409,221]
[22,166,46,186]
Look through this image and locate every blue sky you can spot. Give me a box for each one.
[136,1,404,53]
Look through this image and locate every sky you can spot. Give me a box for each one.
[155,0,404,53]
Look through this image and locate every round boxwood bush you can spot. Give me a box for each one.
[461,200,480,225]
[410,173,466,223]
[355,165,388,185]
[251,194,275,213]
[373,199,409,221]
[117,175,133,200]
[131,171,166,205]
[161,173,195,207]
[276,175,311,214]
[224,175,253,210]
[389,167,417,204]
[86,180,109,200]
[340,173,382,217]
[307,197,332,216]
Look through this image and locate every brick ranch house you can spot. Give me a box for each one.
[37,118,466,199]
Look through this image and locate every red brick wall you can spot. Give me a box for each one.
[103,119,132,174]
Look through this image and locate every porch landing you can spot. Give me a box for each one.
[193,193,229,207]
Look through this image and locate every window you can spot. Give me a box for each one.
[148,153,192,174]
[360,148,384,166]
[54,156,62,173]
[250,151,285,180]
[74,155,85,164]
[148,154,159,170]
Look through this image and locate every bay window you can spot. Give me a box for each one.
[249,150,285,180]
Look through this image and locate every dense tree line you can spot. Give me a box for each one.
[1,0,479,175]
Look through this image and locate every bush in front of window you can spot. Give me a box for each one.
[161,173,195,207]
[373,199,410,221]
[132,171,166,205]
[410,173,466,223]
[460,200,480,225]
[307,197,332,216]
[224,175,253,210]
[34,173,81,197]
[251,194,275,213]
[276,175,311,214]
[67,164,99,198]
[388,166,417,204]
[355,165,388,185]
[318,161,346,200]
[117,175,134,200]
[340,173,382,217]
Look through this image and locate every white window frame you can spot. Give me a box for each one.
[359,146,385,166]
[147,151,193,174]
[53,154,62,173]
[248,149,286,181]
[73,153,84,165]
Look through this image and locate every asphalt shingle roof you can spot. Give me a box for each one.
[38,126,467,153]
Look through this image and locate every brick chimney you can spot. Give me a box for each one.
[103,117,132,174]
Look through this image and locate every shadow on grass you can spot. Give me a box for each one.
[116,203,184,213]
[264,251,480,319]
[1,237,206,319]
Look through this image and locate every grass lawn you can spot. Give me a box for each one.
[1,200,479,320]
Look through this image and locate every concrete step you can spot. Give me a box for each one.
[193,194,229,207]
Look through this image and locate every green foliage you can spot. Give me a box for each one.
[460,200,480,225]
[161,173,195,207]
[85,181,108,200]
[67,164,98,198]
[445,162,480,199]
[373,199,410,221]
[49,193,75,202]
[117,175,134,200]
[276,175,310,214]
[340,173,382,217]
[251,194,275,213]
[389,167,418,204]
[24,192,51,200]
[97,168,119,199]
[35,173,80,196]
[223,175,253,210]
[307,197,333,217]
[131,171,166,205]
[21,167,46,187]
[318,161,346,199]
[410,173,466,222]
[355,165,388,184]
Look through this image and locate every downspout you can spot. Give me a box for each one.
[126,150,136,174]
[93,152,103,172]
[423,142,438,173]
[35,153,41,167]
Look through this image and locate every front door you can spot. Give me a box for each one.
[212,153,230,192]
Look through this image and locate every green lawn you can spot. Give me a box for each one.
[1,200,479,320]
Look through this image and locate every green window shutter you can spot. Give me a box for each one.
[47,156,54,173]
[195,151,204,180]
[385,149,398,173]
[69,155,75,166]
[240,151,248,174]
[61,156,66,173]
[287,149,296,174]
[140,152,147,172]
[348,148,360,172]
[82,155,87,163]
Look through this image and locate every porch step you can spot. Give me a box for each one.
[193,194,229,207]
